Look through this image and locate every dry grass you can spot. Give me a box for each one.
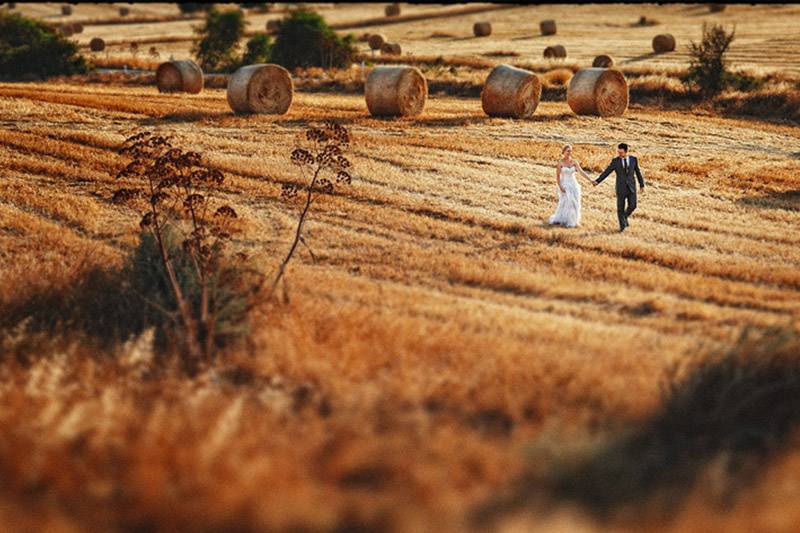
[0,73,799,531]
[542,68,573,87]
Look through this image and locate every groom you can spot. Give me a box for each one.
[592,143,645,232]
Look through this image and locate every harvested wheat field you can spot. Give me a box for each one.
[1,2,800,533]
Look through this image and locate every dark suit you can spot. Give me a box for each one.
[595,155,645,230]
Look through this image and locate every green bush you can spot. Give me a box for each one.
[191,7,246,72]
[722,70,765,92]
[179,3,214,15]
[240,33,272,66]
[238,2,270,11]
[682,23,736,98]
[0,12,88,79]
[270,8,355,70]
[126,226,252,352]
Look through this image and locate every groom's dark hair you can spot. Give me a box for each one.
[618,143,629,152]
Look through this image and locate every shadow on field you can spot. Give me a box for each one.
[738,190,800,212]
[0,229,221,360]
[511,34,548,41]
[0,265,146,356]
[620,52,661,65]
[473,327,800,527]
[138,111,229,125]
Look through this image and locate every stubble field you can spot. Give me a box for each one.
[1,3,800,533]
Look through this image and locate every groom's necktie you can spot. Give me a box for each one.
[623,158,628,173]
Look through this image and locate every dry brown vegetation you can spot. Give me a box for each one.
[2,3,800,532]
[0,80,799,531]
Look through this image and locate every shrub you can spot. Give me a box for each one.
[191,7,245,72]
[722,70,765,92]
[179,3,214,15]
[682,23,736,98]
[0,12,88,79]
[112,132,261,368]
[240,33,272,66]
[270,8,355,70]
[238,2,270,11]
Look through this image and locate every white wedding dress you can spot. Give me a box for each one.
[548,165,582,228]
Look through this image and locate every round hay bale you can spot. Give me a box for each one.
[380,42,402,56]
[567,67,628,117]
[652,33,676,53]
[592,54,614,68]
[473,22,492,37]
[8,3,17,9]
[543,44,567,59]
[358,33,371,43]
[156,60,203,94]
[481,64,542,118]
[119,6,130,16]
[227,63,293,114]
[385,3,400,17]
[70,22,83,34]
[540,19,556,36]
[266,19,281,33]
[365,66,427,117]
[368,33,386,50]
[58,23,74,37]
[89,37,105,52]
[61,5,72,16]
[709,4,726,13]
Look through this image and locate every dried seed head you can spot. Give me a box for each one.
[281,183,299,199]
[336,170,352,185]
[215,205,238,219]
[291,148,314,166]
[183,193,205,210]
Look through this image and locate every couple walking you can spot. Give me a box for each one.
[548,143,646,232]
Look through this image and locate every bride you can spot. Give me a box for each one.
[548,144,593,228]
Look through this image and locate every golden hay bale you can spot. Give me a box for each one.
[481,64,542,118]
[652,33,676,53]
[385,3,400,17]
[368,33,386,50]
[380,42,402,56]
[89,37,105,52]
[227,63,293,115]
[473,22,492,37]
[567,67,628,117]
[58,23,74,37]
[365,66,427,117]
[156,60,203,94]
[709,4,726,13]
[540,19,556,35]
[543,44,567,59]
[266,19,281,33]
[70,22,83,34]
[61,4,72,16]
[592,54,614,68]
[119,6,130,17]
